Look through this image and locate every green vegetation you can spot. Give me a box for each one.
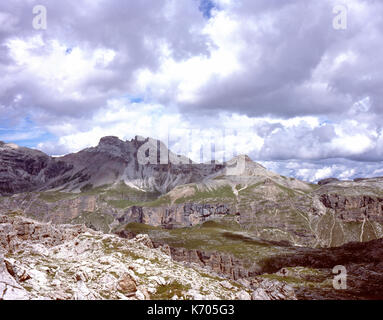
[80,183,94,193]
[274,183,298,198]
[71,211,114,233]
[38,182,166,209]
[174,186,236,204]
[80,184,110,195]
[98,182,165,208]
[259,266,333,289]
[5,211,23,217]
[116,217,291,266]
[138,195,171,207]
[152,281,192,300]
[102,182,160,200]
[100,237,142,259]
[106,199,137,209]
[38,191,76,202]
[237,182,264,196]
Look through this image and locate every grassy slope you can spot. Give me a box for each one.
[115,217,292,268]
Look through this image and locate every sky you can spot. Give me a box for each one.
[1,0,383,182]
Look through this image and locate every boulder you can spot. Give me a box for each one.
[117,273,137,295]
[132,234,154,248]
[236,290,251,300]
[251,279,297,300]
[0,257,30,300]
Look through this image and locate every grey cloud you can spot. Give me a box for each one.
[179,0,383,119]
[0,0,209,120]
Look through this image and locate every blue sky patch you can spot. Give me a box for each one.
[198,0,216,19]
[0,117,54,149]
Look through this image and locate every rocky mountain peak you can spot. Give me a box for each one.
[317,178,340,186]
[98,136,125,147]
[96,136,151,154]
[224,154,267,176]
[0,142,20,150]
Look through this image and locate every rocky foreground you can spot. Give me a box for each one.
[1,213,383,300]
[0,213,298,300]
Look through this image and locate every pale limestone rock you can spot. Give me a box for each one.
[237,278,250,287]
[251,288,272,300]
[148,276,166,286]
[74,280,97,300]
[135,266,146,275]
[186,289,204,300]
[220,280,233,290]
[0,257,30,300]
[251,279,297,300]
[132,234,153,248]
[236,290,251,300]
[135,290,145,300]
[147,287,157,294]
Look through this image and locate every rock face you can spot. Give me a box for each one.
[2,150,383,247]
[0,193,99,225]
[0,256,30,300]
[319,194,383,223]
[117,203,233,228]
[0,192,234,232]
[0,214,87,252]
[152,243,261,280]
[0,142,72,195]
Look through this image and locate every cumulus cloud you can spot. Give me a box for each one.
[261,158,383,183]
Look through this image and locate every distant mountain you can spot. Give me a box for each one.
[0,136,223,195]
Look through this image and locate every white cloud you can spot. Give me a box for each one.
[6,36,116,102]
[135,9,244,105]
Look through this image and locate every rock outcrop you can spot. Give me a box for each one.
[117,203,233,228]
[317,178,340,186]
[250,279,297,300]
[0,142,72,195]
[153,243,261,280]
[0,256,30,300]
[0,213,256,300]
[319,194,383,223]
